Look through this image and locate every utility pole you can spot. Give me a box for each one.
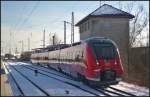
[64,21,66,44]
[15,47,18,54]
[1,47,3,54]
[30,32,32,50]
[65,21,74,44]
[28,37,30,51]
[72,12,74,44]
[22,40,24,52]
[52,34,55,45]
[9,32,12,54]
[147,29,149,46]
[19,40,24,53]
[99,1,101,7]
[49,32,51,45]
[43,29,45,48]
[70,22,72,44]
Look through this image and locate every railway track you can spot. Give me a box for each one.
[3,63,25,96]
[5,62,103,96]
[4,62,140,96]
[108,86,136,96]
[27,62,79,81]
[19,64,102,96]
[36,63,138,96]
[117,83,149,94]
[32,63,137,96]
[21,63,136,96]
[5,63,50,96]
[27,65,131,96]
[22,64,75,81]
[11,66,51,96]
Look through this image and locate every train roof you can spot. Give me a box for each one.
[32,37,118,54]
[84,37,118,47]
[84,37,110,42]
[46,44,70,51]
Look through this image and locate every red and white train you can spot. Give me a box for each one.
[31,37,124,86]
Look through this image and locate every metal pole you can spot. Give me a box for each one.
[52,34,55,45]
[28,37,30,51]
[99,1,101,7]
[30,32,32,50]
[71,22,72,44]
[15,47,18,54]
[9,32,12,54]
[22,40,24,52]
[147,30,149,46]
[72,12,74,43]
[64,21,66,44]
[49,32,51,45]
[43,29,45,48]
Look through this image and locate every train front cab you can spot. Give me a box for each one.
[84,38,124,86]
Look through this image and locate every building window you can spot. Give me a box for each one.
[80,20,90,33]
[91,20,97,31]
[85,22,87,31]
[87,21,90,30]
[104,21,111,29]
[80,25,83,33]
[83,23,85,32]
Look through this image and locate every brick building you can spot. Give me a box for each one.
[75,4,134,70]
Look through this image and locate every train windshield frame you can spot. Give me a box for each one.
[92,42,116,60]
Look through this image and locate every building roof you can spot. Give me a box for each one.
[75,4,135,26]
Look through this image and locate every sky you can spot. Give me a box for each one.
[1,1,149,54]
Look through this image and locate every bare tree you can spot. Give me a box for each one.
[117,2,148,77]
[129,4,148,47]
[118,1,148,47]
[51,33,61,45]
[146,27,149,46]
[118,1,123,10]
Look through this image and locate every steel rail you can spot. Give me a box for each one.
[20,64,105,96]
[25,62,137,96]
[4,63,25,96]
[22,65,74,81]
[11,65,50,96]
[108,86,136,96]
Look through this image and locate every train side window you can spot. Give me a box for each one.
[61,53,64,61]
[49,53,52,60]
[75,54,80,62]
[72,51,74,62]
[81,51,84,58]
[63,53,64,62]
[72,51,75,61]
[69,52,71,62]
[78,50,83,62]
[64,52,66,62]
[37,57,40,60]
[45,57,48,60]
[67,52,69,62]
[59,53,61,61]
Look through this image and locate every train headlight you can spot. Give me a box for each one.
[96,60,99,65]
[116,77,122,81]
[115,60,117,65]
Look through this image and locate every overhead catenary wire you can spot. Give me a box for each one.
[8,4,28,53]
[14,1,40,52]
[16,1,40,33]
[11,4,28,34]
[7,2,98,53]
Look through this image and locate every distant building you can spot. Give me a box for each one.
[75,4,134,68]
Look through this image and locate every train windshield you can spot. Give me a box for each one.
[92,43,116,60]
